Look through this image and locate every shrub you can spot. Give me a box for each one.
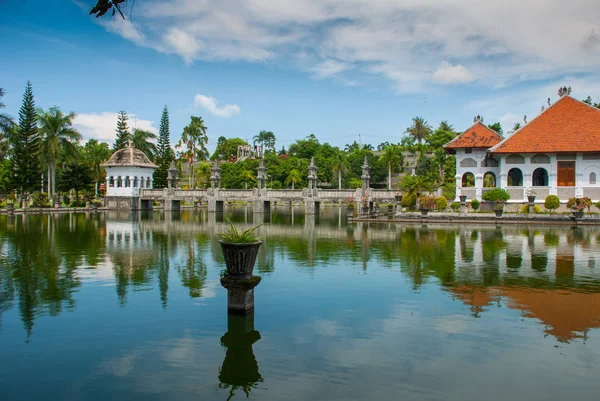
[31,192,51,208]
[520,204,541,213]
[567,197,592,212]
[482,188,510,202]
[596,201,600,211]
[419,195,437,210]
[544,195,560,213]
[436,196,448,211]
[401,192,417,208]
[470,199,480,211]
[450,202,460,212]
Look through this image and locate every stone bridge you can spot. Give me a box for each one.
[138,157,397,214]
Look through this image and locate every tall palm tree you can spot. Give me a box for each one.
[253,130,276,154]
[285,169,301,189]
[0,88,15,135]
[83,139,112,197]
[331,152,349,189]
[405,117,432,145]
[379,145,402,189]
[131,128,158,160]
[38,106,81,200]
[176,116,209,188]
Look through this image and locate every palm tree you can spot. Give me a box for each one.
[38,106,81,200]
[0,88,15,135]
[253,130,276,154]
[405,117,432,145]
[176,116,209,188]
[379,145,402,189]
[331,152,349,189]
[83,139,112,197]
[285,169,302,189]
[438,120,454,133]
[131,128,158,160]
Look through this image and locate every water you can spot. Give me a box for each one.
[1,207,600,401]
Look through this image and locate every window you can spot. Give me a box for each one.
[532,168,549,186]
[460,158,477,168]
[557,161,575,186]
[507,168,523,186]
[483,172,496,188]
[462,172,475,187]
[506,154,525,164]
[465,148,472,154]
[590,172,597,185]
[531,154,550,164]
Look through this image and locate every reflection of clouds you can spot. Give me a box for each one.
[435,315,470,335]
[101,351,139,377]
[76,257,115,282]
[313,319,343,337]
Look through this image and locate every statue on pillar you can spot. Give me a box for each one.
[361,156,371,191]
[257,158,266,190]
[307,157,318,193]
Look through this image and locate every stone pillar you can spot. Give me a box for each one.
[455,174,462,202]
[220,276,262,313]
[575,153,584,198]
[549,154,558,196]
[257,158,266,190]
[306,199,320,215]
[361,156,371,191]
[307,157,318,196]
[475,173,483,201]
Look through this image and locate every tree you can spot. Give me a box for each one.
[58,162,93,206]
[90,0,126,18]
[426,121,456,149]
[83,139,111,197]
[13,81,41,196]
[331,152,350,189]
[285,169,302,189]
[131,128,157,160]
[113,110,130,150]
[38,106,81,200]
[253,131,276,154]
[211,137,248,161]
[0,88,15,136]
[289,134,320,159]
[379,145,402,189]
[153,106,174,189]
[487,122,503,136]
[400,174,434,196]
[176,116,209,188]
[405,117,432,145]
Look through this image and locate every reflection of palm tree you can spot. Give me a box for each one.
[218,312,263,401]
[177,242,207,298]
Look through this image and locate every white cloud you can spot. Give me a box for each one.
[193,94,241,118]
[101,18,145,46]
[432,62,475,85]
[73,112,157,143]
[98,0,600,92]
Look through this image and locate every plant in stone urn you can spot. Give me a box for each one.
[567,197,591,219]
[418,195,437,216]
[218,217,263,278]
[526,189,537,203]
[482,188,510,217]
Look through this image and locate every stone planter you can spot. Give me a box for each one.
[395,195,402,202]
[494,209,504,217]
[527,195,536,203]
[420,209,429,216]
[219,241,263,279]
[6,203,14,214]
[388,205,394,214]
[459,195,467,203]
[571,211,584,220]
[92,203,99,213]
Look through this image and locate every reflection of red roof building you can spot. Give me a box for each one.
[490,96,600,154]
[444,122,502,153]
[447,286,600,342]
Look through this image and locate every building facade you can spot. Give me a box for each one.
[444,96,600,203]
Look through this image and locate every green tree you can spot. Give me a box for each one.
[131,128,157,160]
[113,110,130,151]
[331,152,350,189]
[379,145,403,189]
[211,137,248,161]
[0,159,14,194]
[13,81,41,196]
[426,121,456,149]
[0,88,15,136]
[405,117,432,145]
[38,107,81,200]
[58,162,93,206]
[153,106,174,189]
[400,174,434,196]
[285,169,302,189]
[487,122,503,136]
[253,130,276,154]
[83,139,111,197]
[288,134,320,159]
[176,116,209,188]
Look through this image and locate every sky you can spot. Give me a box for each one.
[1,0,600,153]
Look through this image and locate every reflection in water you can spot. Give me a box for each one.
[218,312,262,400]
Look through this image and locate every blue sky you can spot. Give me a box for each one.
[2,0,600,153]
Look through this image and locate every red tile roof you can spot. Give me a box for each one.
[490,96,600,154]
[443,122,502,153]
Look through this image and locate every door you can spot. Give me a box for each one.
[557,161,575,186]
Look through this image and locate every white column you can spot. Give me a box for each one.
[149,177,153,189]
[549,154,557,195]
[455,174,461,202]
[498,156,507,189]
[475,173,483,200]
[523,157,533,198]
[575,153,584,197]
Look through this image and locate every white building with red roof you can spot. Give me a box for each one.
[444,95,600,203]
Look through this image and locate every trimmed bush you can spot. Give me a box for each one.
[450,202,460,212]
[436,196,448,211]
[482,188,510,202]
[401,192,417,208]
[544,195,560,213]
[520,204,541,214]
[470,199,480,211]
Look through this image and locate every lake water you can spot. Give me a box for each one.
[1,207,600,401]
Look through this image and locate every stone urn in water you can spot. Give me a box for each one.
[218,217,263,313]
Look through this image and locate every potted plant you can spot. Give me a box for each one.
[91,199,102,212]
[5,199,14,213]
[218,217,263,279]
[494,200,506,217]
[567,197,591,219]
[418,195,437,216]
[459,194,467,203]
[526,189,537,204]
[482,188,510,215]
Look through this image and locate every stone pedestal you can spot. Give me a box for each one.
[220,276,262,313]
[208,199,224,212]
[306,199,320,215]
[460,201,467,216]
[253,199,271,213]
